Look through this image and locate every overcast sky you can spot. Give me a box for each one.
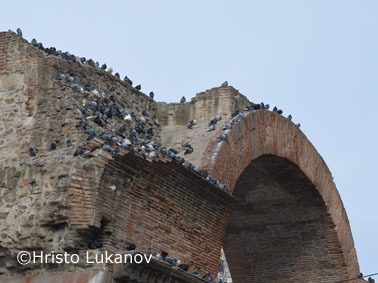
[2,0,377,277]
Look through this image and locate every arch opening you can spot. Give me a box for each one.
[223,154,348,282]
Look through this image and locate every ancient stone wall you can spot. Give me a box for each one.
[156,86,251,126]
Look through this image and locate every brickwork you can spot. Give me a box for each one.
[0,30,361,282]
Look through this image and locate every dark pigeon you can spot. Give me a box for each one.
[66,139,72,147]
[180,96,186,103]
[184,146,193,155]
[135,84,141,90]
[127,243,136,251]
[149,91,154,99]
[50,143,57,150]
[29,147,36,157]
[88,240,102,249]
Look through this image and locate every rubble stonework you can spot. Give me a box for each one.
[0,31,361,282]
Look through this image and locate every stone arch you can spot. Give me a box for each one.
[198,110,359,282]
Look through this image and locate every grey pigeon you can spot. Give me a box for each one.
[83,150,94,158]
[207,125,215,132]
[16,28,22,37]
[74,146,84,156]
[264,104,270,109]
[135,84,141,90]
[149,91,154,99]
[221,81,228,87]
[58,74,66,80]
[192,270,201,277]
[287,114,292,121]
[181,141,191,148]
[146,248,152,256]
[296,123,301,128]
[184,146,193,155]
[102,143,111,152]
[180,96,186,103]
[218,133,228,141]
[223,122,233,130]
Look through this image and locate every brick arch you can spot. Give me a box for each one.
[199,110,359,282]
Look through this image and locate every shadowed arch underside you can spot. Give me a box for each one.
[224,154,347,282]
[194,109,359,282]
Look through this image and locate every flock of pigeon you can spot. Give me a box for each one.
[19,28,300,283]
[88,240,223,282]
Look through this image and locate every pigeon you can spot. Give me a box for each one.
[66,139,72,147]
[101,64,107,70]
[287,114,292,121]
[127,243,136,251]
[277,109,283,115]
[102,143,111,152]
[88,240,102,249]
[186,122,193,129]
[178,264,189,271]
[221,81,228,87]
[149,91,154,99]
[80,57,86,64]
[142,110,149,116]
[231,109,239,118]
[273,106,278,112]
[184,146,193,155]
[207,125,215,132]
[223,122,233,130]
[16,28,22,37]
[74,146,84,156]
[58,74,66,80]
[154,253,163,260]
[31,39,37,46]
[29,147,36,157]
[209,118,217,126]
[264,104,270,110]
[215,114,222,121]
[146,248,152,256]
[192,270,201,277]
[181,141,191,148]
[180,96,186,103]
[50,143,57,150]
[202,273,214,281]
[83,150,94,158]
[148,150,158,158]
[218,133,228,141]
[109,185,117,191]
[84,84,91,92]
[72,84,80,91]
[160,147,168,156]
[135,84,141,90]
[115,72,120,79]
[296,123,301,128]
[124,114,132,121]
[112,147,120,157]
[94,115,103,126]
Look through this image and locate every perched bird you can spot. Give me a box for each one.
[277,109,283,115]
[178,264,189,271]
[184,146,193,155]
[50,142,57,150]
[181,141,191,148]
[223,122,233,130]
[264,104,270,110]
[102,143,111,152]
[29,147,36,157]
[218,133,228,141]
[215,114,222,121]
[135,84,141,90]
[221,81,228,87]
[83,150,94,158]
[66,139,72,147]
[107,67,113,74]
[149,91,154,99]
[287,114,292,121]
[31,38,37,46]
[231,109,239,118]
[186,122,193,129]
[84,84,91,92]
[16,28,22,37]
[154,253,163,260]
[101,64,107,70]
[146,248,152,256]
[180,96,186,103]
[202,273,214,281]
[112,147,120,157]
[296,123,301,128]
[58,73,66,80]
[192,270,201,277]
[127,243,136,251]
[273,106,278,112]
[207,125,215,132]
[88,240,102,249]
[109,185,117,191]
[115,72,120,79]
[74,146,84,156]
